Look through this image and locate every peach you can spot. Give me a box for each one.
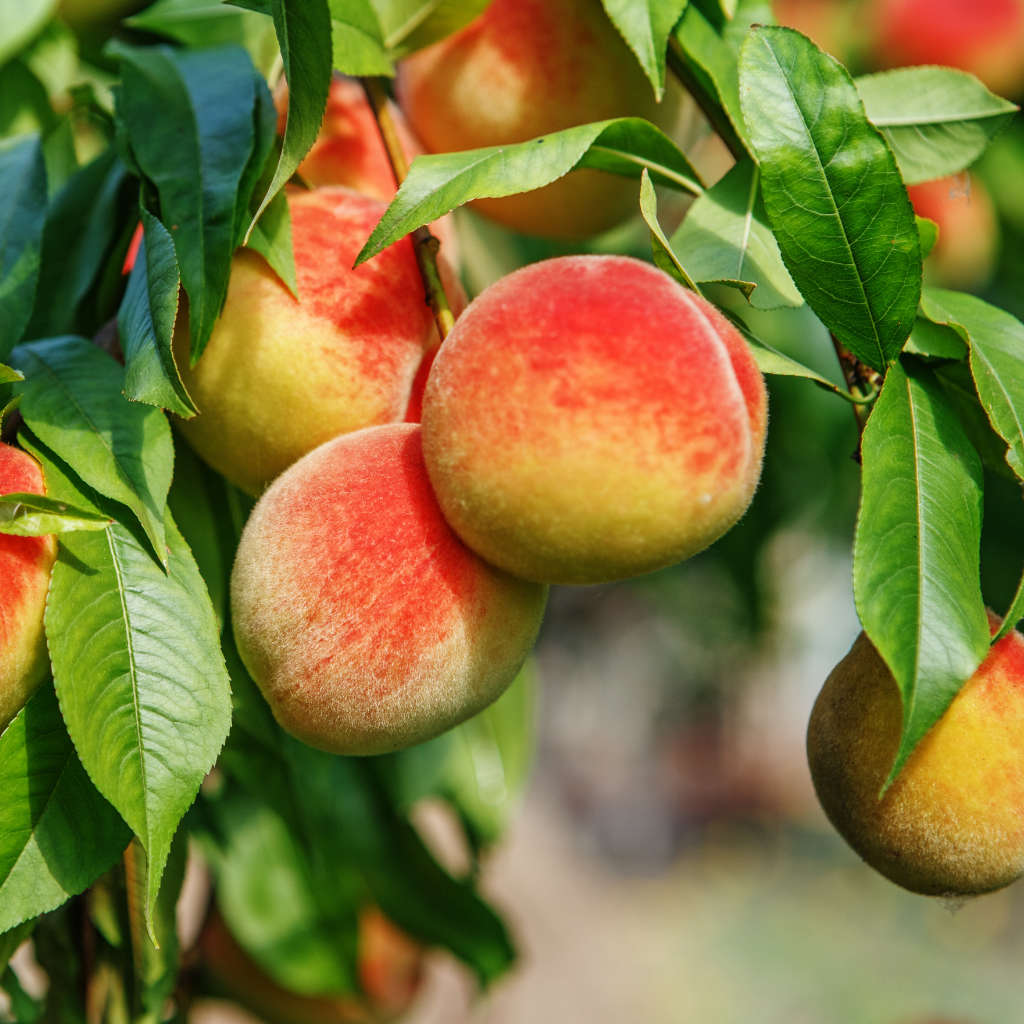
[420,255,768,585]
[1,443,57,729]
[173,186,465,496]
[868,0,1024,96]
[907,174,1000,290]
[395,0,682,238]
[807,618,1024,896]
[199,906,422,1023]
[229,423,547,756]
[773,0,869,64]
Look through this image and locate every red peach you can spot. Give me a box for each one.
[229,423,547,756]
[395,0,683,239]
[0,443,57,728]
[420,255,768,585]
[173,186,465,496]
[869,0,1024,96]
[908,174,1000,290]
[808,615,1024,896]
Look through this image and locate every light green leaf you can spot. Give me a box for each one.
[372,0,489,57]
[853,359,989,785]
[903,316,967,361]
[672,159,802,308]
[739,26,920,371]
[328,0,392,74]
[358,117,703,263]
[28,437,231,933]
[602,0,687,99]
[857,67,1018,186]
[916,215,938,259]
[920,289,1024,486]
[0,136,47,360]
[0,684,130,934]
[244,186,297,296]
[0,0,55,67]
[638,170,702,292]
[13,337,173,563]
[0,364,23,384]
[118,209,195,418]
[0,492,111,536]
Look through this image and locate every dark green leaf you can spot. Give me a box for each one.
[0,60,54,140]
[113,44,263,361]
[739,26,921,371]
[920,289,1024,485]
[671,2,749,152]
[601,0,687,99]
[853,359,989,785]
[0,922,34,974]
[25,437,231,932]
[245,0,333,242]
[24,149,131,341]
[358,117,703,263]
[13,337,173,561]
[0,492,111,536]
[0,136,47,359]
[118,209,195,418]
[671,158,802,308]
[857,67,1019,186]
[233,73,278,250]
[0,684,130,934]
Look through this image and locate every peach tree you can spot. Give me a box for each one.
[1,0,1022,1020]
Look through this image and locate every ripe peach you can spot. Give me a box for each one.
[173,186,465,496]
[807,618,1024,896]
[907,174,1000,290]
[199,905,422,1024]
[420,255,768,585]
[1,443,57,729]
[868,0,1024,96]
[773,0,869,64]
[230,423,547,756]
[395,0,682,238]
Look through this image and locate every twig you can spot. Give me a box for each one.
[829,332,881,449]
[360,77,456,341]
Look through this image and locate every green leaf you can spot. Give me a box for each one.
[856,67,1019,186]
[601,0,687,99]
[113,44,263,362]
[201,788,361,997]
[244,185,297,296]
[671,158,802,309]
[638,169,702,292]
[0,684,131,934]
[671,2,749,153]
[358,117,704,262]
[328,0,392,74]
[244,0,333,243]
[24,149,131,342]
[233,72,278,251]
[904,316,967,361]
[125,0,279,63]
[739,26,920,371]
[0,364,24,384]
[0,492,111,536]
[0,59,55,140]
[0,0,56,66]
[13,337,173,562]
[0,136,47,360]
[372,0,489,57]
[118,209,196,418]
[0,922,34,974]
[853,359,989,785]
[920,289,1024,486]
[25,436,231,933]
[915,215,938,259]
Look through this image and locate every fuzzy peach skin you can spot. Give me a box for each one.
[199,906,422,1024]
[908,174,999,291]
[0,443,57,729]
[807,617,1024,897]
[420,255,768,586]
[868,0,1024,96]
[230,423,547,756]
[173,186,465,496]
[395,0,682,239]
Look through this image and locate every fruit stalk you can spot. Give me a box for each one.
[360,76,456,341]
